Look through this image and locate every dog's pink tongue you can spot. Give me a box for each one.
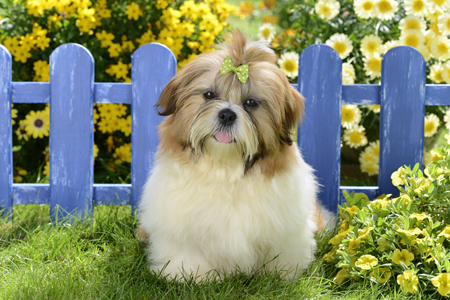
[215,131,232,143]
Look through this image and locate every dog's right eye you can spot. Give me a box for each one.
[203,91,216,100]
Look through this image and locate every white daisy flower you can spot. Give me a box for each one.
[441,61,450,83]
[374,0,398,20]
[424,113,440,137]
[425,7,444,23]
[383,40,399,54]
[416,44,431,61]
[399,29,425,48]
[342,63,356,84]
[404,0,429,17]
[315,0,341,20]
[326,33,353,59]
[360,35,383,57]
[341,105,362,128]
[360,161,379,176]
[438,13,450,36]
[258,23,276,43]
[359,142,380,176]
[429,63,445,83]
[363,54,382,79]
[429,0,450,11]
[366,105,381,113]
[399,15,427,32]
[430,35,450,61]
[278,52,299,79]
[354,0,376,19]
[344,125,368,148]
[443,109,450,129]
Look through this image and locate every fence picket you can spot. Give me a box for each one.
[297,44,342,213]
[131,43,177,211]
[0,45,12,218]
[378,47,426,197]
[49,44,94,220]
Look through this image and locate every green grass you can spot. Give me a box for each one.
[0,205,426,299]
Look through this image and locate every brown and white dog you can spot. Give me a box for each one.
[138,30,331,280]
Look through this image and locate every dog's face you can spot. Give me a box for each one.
[156,31,304,174]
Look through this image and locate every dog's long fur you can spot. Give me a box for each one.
[139,30,327,280]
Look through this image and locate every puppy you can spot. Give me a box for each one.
[139,30,329,280]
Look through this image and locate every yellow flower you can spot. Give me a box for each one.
[404,0,428,17]
[424,113,440,137]
[96,30,115,48]
[429,63,445,83]
[333,268,351,285]
[363,54,382,79]
[329,229,351,245]
[392,249,414,266]
[343,125,368,149]
[391,167,406,186]
[431,273,450,296]
[377,237,391,252]
[277,52,299,79]
[342,62,356,84]
[397,270,419,294]
[326,33,353,59]
[234,2,254,20]
[13,167,28,183]
[430,36,450,61]
[355,255,378,270]
[343,205,359,218]
[15,121,29,141]
[397,228,422,243]
[156,0,169,10]
[399,15,427,32]
[258,23,276,43]
[374,0,398,20]
[11,104,18,125]
[24,110,49,139]
[108,43,121,57]
[357,227,373,242]
[360,34,383,57]
[370,267,391,283]
[341,105,361,129]
[126,2,142,20]
[354,0,376,19]
[113,143,131,164]
[438,225,450,238]
[409,213,431,224]
[315,0,340,20]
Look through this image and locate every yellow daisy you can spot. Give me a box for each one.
[363,54,382,79]
[341,105,361,128]
[438,12,450,36]
[258,23,276,43]
[24,110,49,139]
[404,0,429,17]
[429,63,445,83]
[400,29,425,48]
[15,120,29,141]
[277,52,299,79]
[315,0,341,20]
[344,125,368,148]
[399,15,427,32]
[430,0,450,11]
[354,0,376,19]
[424,113,440,137]
[430,35,450,61]
[113,143,131,164]
[359,147,378,166]
[360,34,383,57]
[326,33,353,59]
[374,0,398,20]
[342,62,356,84]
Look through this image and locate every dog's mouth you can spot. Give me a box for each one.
[213,131,234,143]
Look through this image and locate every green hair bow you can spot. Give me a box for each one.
[220,56,249,84]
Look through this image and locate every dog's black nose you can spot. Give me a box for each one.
[218,109,237,126]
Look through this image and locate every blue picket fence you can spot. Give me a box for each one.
[0,42,448,219]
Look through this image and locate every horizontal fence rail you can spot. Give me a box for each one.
[0,43,446,218]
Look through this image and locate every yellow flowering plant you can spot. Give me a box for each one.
[323,135,450,296]
[252,0,450,183]
[0,0,234,183]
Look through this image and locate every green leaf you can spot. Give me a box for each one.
[412,163,420,174]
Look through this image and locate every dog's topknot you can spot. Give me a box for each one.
[220,30,278,67]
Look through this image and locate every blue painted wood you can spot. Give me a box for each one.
[298,44,342,213]
[12,82,50,103]
[94,83,131,104]
[0,45,12,218]
[425,85,450,106]
[93,184,131,205]
[342,85,380,105]
[49,44,95,221]
[131,43,177,211]
[379,46,426,197]
[13,184,50,205]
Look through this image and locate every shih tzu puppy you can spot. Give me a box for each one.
[139,30,331,280]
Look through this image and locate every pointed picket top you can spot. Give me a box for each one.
[298,44,342,213]
[131,42,177,211]
[0,45,12,218]
[49,43,95,221]
[379,46,426,197]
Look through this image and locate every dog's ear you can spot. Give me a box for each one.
[284,85,305,130]
[156,75,180,116]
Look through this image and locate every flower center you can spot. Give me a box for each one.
[405,20,420,30]
[412,0,424,11]
[377,0,392,13]
[366,41,378,52]
[362,1,374,10]
[333,41,347,54]
[405,35,420,48]
[438,42,449,54]
[342,109,355,122]
[283,60,297,73]
[34,119,43,128]
[349,131,363,144]
[368,57,382,72]
[261,28,272,39]
[425,121,436,133]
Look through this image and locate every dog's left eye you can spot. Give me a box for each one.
[244,99,258,107]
